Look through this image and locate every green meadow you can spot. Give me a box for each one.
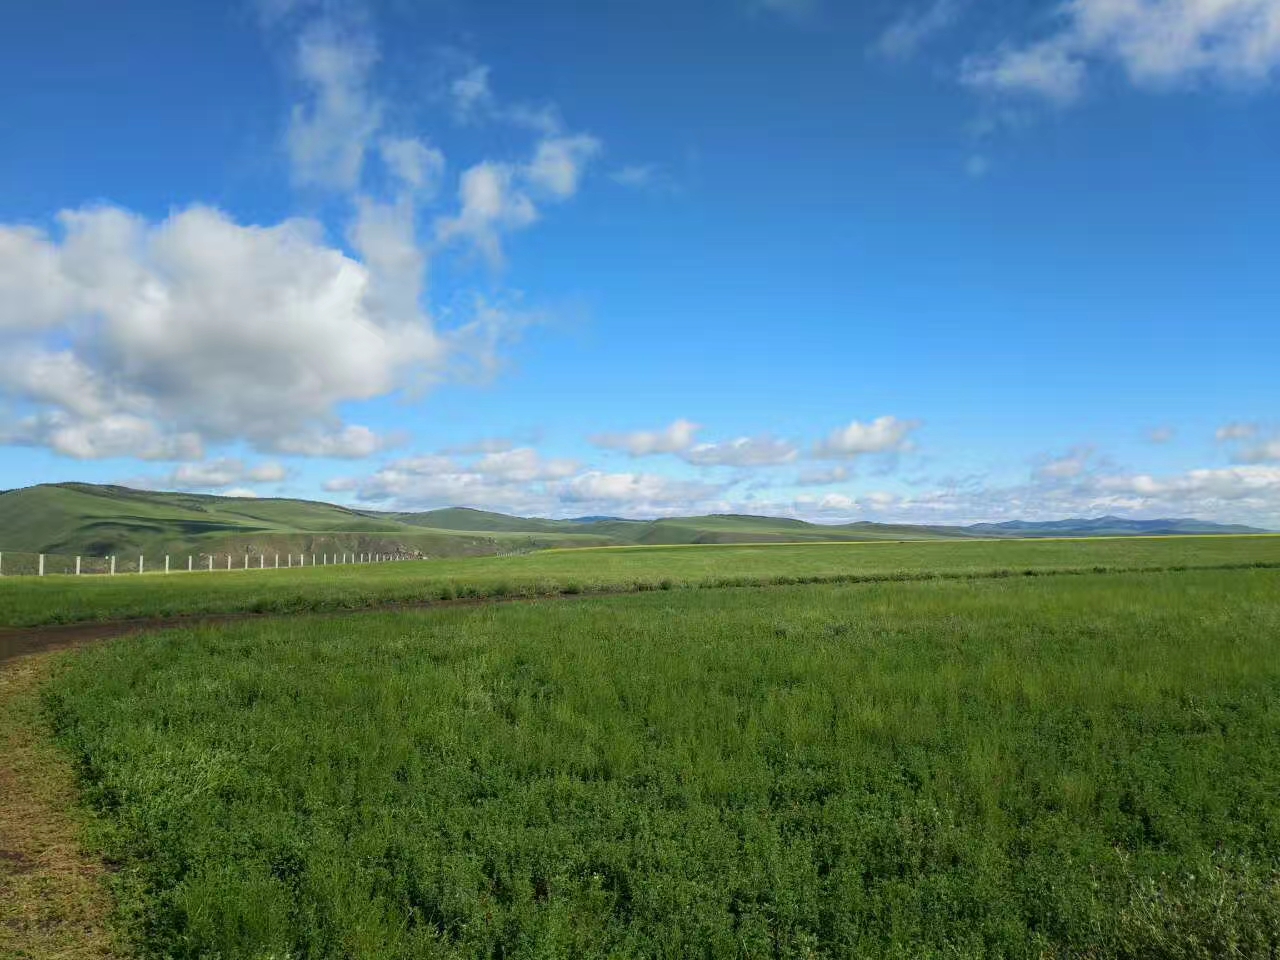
[3,534,1279,627]
[43,567,1280,958]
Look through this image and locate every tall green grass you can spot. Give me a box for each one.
[47,569,1280,958]
[4,535,1279,627]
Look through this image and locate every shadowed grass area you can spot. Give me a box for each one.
[3,534,1279,628]
[0,654,120,959]
[45,569,1280,958]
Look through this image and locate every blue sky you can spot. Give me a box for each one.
[1,0,1277,525]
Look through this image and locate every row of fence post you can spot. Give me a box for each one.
[0,551,402,577]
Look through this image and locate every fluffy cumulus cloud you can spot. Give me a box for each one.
[964,0,1280,103]
[433,57,601,265]
[590,419,702,457]
[682,436,799,467]
[813,416,921,459]
[1034,446,1095,480]
[436,135,601,265]
[1215,421,1280,462]
[288,21,382,190]
[1217,421,1259,441]
[795,465,851,486]
[325,446,730,517]
[875,0,965,60]
[0,13,600,471]
[609,164,661,189]
[327,448,568,514]
[794,461,1280,528]
[379,137,446,197]
[559,472,728,511]
[174,459,288,489]
[0,206,435,458]
[1236,439,1280,463]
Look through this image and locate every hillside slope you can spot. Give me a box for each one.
[0,485,607,559]
[0,484,1268,558]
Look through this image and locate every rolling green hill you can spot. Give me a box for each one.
[0,483,1268,561]
[0,484,609,561]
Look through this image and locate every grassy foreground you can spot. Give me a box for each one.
[45,569,1280,958]
[4,535,1279,627]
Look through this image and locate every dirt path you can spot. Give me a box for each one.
[0,590,614,666]
[0,653,121,958]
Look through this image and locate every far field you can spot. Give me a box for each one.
[1,535,1278,627]
[43,567,1280,957]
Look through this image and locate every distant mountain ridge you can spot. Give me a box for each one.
[966,516,1267,537]
[0,483,1269,558]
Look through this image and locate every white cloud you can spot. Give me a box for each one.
[436,162,539,265]
[472,447,579,482]
[1217,421,1258,441]
[610,164,660,189]
[0,205,443,459]
[129,457,289,493]
[450,64,494,121]
[796,465,851,486]
[3,410,204,462]
[433,61,600,264]
[331,447,583,514]
[814,416,921,459]
[287,22,382,189]
[800,462,1280,528]
[171,458,287,489]
[524,134,603,199]
[436,135,600,264]
[963,0,1280,103]
[224,488,261,498]
[558,471,728,511]
[963,39,1088,103]
[273,425,397,459]
[965,154,991,178]
[682,436,799,467]
[590,419,702,457]
[1035,446,1095,480]
[1237,440,1280,463]
[875,0,964,60]
[440,437,520,455]
[379,137,446,197]
[1,15,599,472]
[1148,425,1175,443]
[1099,464,1280,503]
[348,195,432,329]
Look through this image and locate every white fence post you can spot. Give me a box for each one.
[111,556,116,576]
[76,556,81,576]
[208,556,213,572]
[0,552,4,576]
[274,555,279,569]
[260,555,265,569]
[227,555,232,571]
[188,556,193,572]
[138,555,144,575]
[39,554,45,577]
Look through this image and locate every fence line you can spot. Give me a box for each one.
[0,550,410,578]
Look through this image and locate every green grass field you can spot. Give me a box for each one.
[43,568,1280,958]
[3,535,1279,627]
